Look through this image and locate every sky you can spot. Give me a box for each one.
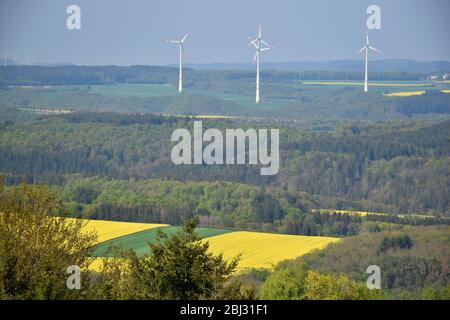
[0,0,449,65]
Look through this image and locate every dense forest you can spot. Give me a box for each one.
[0,113,449,219]
[0,65,428,86]
[258,224,450,299]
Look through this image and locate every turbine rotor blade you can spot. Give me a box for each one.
[181,31,191,43]
[253,51,259,64]
[369,46,381,53]
[260,39,270,47]
[356,46,366,55]
[167,40,181,44]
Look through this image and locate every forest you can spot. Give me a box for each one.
[0,65,428,86]
[0,113,449,220]
[0,65,449,301]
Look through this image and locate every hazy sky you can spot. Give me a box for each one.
[1,0,449,65]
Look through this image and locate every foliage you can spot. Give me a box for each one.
[298,225,450,297]
[259,262,380,300]
[378,235,413,253]
[1,116,448,216]
[93,217,248,300]
[0,181,97,299]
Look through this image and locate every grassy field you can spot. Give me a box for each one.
[89,84,176,97]
[301,80,434,87]
[92,225,233,257]
[31,83,291,110]
[298,80,450,95]
[79,219,168,244]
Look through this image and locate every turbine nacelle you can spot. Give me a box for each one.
[166,31,191,47]
[356,31,381,55]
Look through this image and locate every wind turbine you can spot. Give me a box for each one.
[356,31,381,92]
[248,25,273,104]
[166,31,191,93]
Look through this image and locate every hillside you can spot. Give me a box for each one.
[184,59,450,73]
[82,218,339,271]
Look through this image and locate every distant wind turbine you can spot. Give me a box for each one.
[356,31,381,92]
[166,31,191,93]
[248,25,273,104]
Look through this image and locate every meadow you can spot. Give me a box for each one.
[79,218,168,244]
[297,80,450,94]
[91,225,233,257]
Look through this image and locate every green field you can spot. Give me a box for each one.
[297,80,450,93]
[7,80,450,121]
[89,83,176,97]
[29,83,292,110]
[37,81,450,102]
[92,225,234,257]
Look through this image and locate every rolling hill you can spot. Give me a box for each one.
[84,219,339,272]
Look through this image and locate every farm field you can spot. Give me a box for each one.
[311,209,436,219]
[298,80,450,95]
[311,209,385,217]
[205,231,340,270]
[301,80,434,87]
[384,90,450,97]
[384,91,426,97]
[79,218,168,244]
[92,225,233,257]
[28,83,292,110]
[86,220,339,271]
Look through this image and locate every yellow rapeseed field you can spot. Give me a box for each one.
[194,115,238,119]
[205,231,339,270]
[384,91,426,97]
[88,257,120,272]
[312,209,435,219]
[302,81,433,87]
[311,209,385,217]
[80,219,167,244]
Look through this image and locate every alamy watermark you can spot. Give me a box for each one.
[171,121,279,176]
[66,5,81,30]
[366,265,381,289]
[66,265,81,290]
[367,5,381,30]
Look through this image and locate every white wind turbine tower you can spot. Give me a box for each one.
[356,31,381,92]
[166,31,191,93]
[248,25,273,104]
